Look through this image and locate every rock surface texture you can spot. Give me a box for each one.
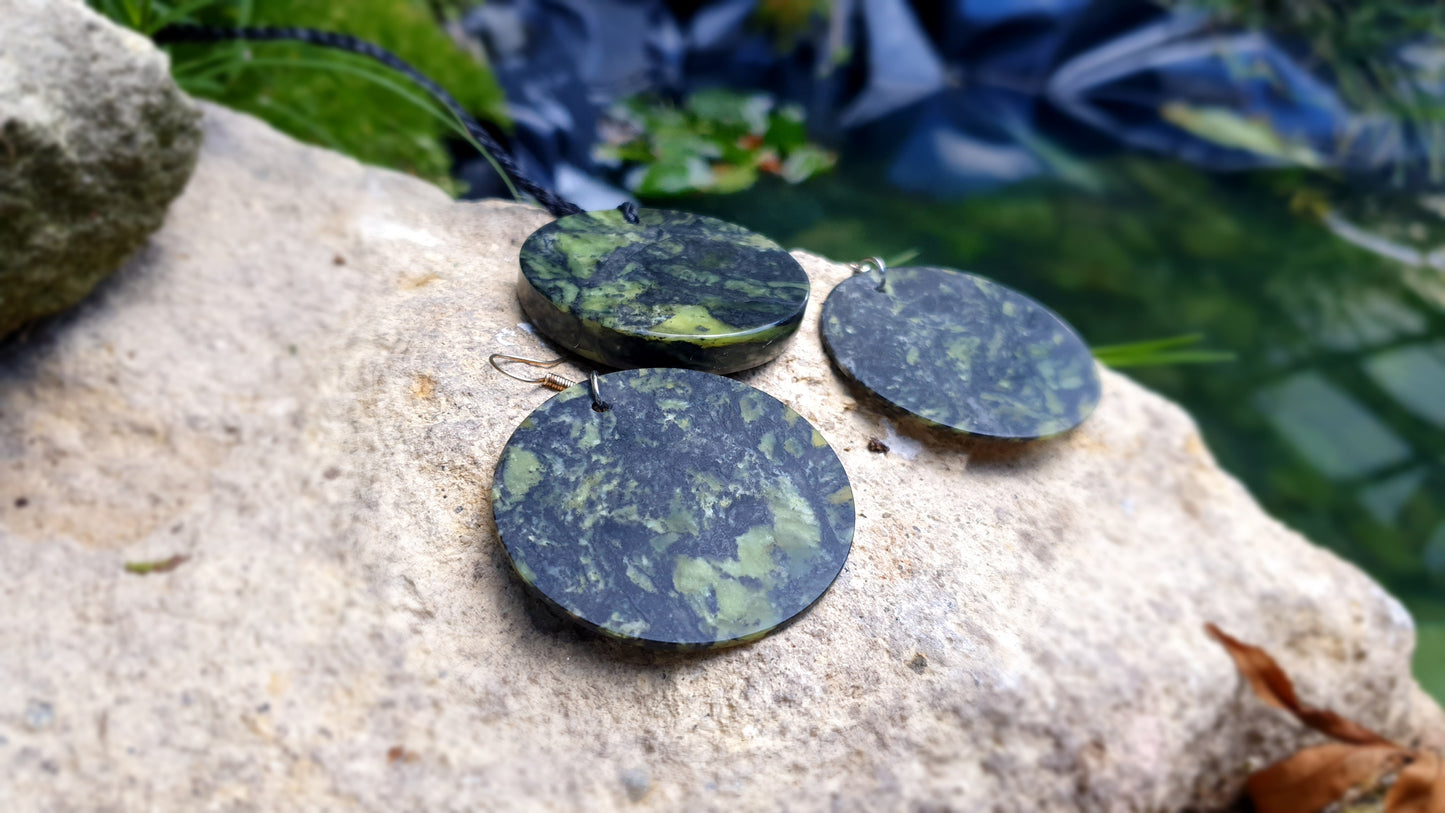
[0,0,201,339]
[1,106,1440,811]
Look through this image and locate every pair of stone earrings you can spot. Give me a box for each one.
[491,204,1101,650]
[516,203,1100,438]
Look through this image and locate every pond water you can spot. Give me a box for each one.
[674,160,1445,699]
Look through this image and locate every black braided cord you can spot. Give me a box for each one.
[154,24,584,219]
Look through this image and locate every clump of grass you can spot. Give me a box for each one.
[89,0,508,194]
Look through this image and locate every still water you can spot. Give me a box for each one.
[677,161,1445,698]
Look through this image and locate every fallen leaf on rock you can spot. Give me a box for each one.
[1386,750,1445,813]
[1207,623,1445,813]
[1206,623,1393,746]
[1247,742,1403,813]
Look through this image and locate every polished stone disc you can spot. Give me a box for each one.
[491,368,855,649]
[820,266,1100,439]
[517,208,809,374]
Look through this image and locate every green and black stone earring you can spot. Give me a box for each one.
[151,26,808,375]
[488,355,854,649]
[516,203,810,374]
[820,258,1101,440]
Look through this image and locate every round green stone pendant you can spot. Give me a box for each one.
[820,266,1101,439]
[491,368,854,649]
[517,208,810,374]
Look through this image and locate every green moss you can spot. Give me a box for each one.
[91,0,508,193]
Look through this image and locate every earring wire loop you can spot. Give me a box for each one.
[489,354,575,392]
[850,256,887,276]
[490,354,610,411]
[850,257,889,292]
[588,371,610,412]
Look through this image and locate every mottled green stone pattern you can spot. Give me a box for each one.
[517,208,810,374]
[491,368,855,649]
[820,266,1101,439]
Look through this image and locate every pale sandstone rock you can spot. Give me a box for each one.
[0,0,201,339]
[0,105,1439,811]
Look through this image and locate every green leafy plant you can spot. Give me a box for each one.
[88,0,509,193]
[595,88,836,197]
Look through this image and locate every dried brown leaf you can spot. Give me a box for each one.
[1248,742,1403,813]
[1386,750,1445,813]
[1206,624,1394,746]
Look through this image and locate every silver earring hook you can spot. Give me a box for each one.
[850,257,888,292]
[490,354,610,412]
[850,256,887,276]
[588,371,610,412]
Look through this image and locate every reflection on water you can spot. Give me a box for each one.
[677,162,1445,698]
[1256,373,1413,481]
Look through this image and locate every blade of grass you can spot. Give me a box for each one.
[883,248,920,267]
[1097,350,1237,368]
[94,0,127,23]
[173,75,230,96]
[1093,333,1208,355]
[146,0,234,33]
[1093,333,1236,368]
[250,96,347,152]
[119,0,143,28]
[170,46,250,82]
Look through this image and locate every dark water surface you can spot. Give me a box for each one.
[674,162,1445,699]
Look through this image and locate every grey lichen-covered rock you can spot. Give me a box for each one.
[0,0,201,338]
[0,105,1441,811]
